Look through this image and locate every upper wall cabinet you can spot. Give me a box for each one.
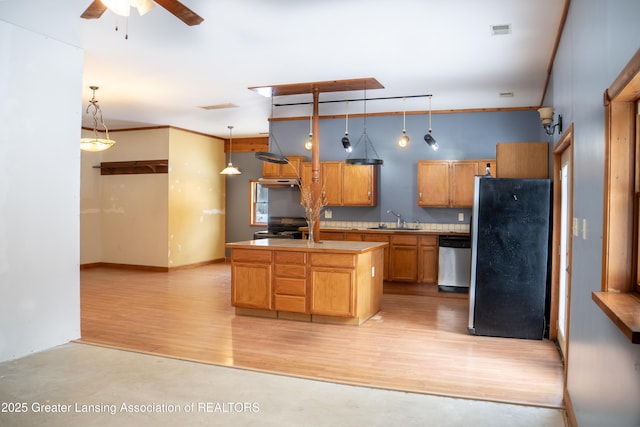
[417,159,496,208]
[301,161,379,207]
[262,155,307,178]
[496,142,548,178]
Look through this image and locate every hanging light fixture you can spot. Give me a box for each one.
[423,95,439,151]
[220,125,241,175]
[398,97,410,148]
[255,97,289,164]
[345,87,383,165]
[341,100,352,153]
[304,114,313,150]
[101,0,155,17]
[80,86,116,152]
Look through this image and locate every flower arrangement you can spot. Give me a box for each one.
[299,183,326,243]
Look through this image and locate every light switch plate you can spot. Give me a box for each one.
[572,217,579,236]
[458,212,464,221]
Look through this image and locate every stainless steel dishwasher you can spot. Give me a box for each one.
[437,235,471,293]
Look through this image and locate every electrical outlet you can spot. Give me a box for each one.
[458,212,464,221]
[371,266,375,277]
[572,218,579,237]
[324,209,332,219]
[582,218,587,240]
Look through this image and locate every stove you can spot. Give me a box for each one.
[253,216,307,240]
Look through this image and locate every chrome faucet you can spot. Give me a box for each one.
[387,210,403,228]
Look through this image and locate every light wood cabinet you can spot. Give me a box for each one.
[361,233,390,281]
[262,155,306,178]
[301,161,378,206]
[418,236,438,284]
[273,251,307,313]
[389,235,419,282]
[231,249,273,310]
[496,142,548,178]
[342,163,378,206]
[417,159,495,208]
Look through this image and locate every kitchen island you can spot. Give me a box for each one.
[226,239,387,325]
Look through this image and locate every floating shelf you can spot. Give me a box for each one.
[93,160,168,175]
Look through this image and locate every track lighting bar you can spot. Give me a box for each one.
[273,94,433,107]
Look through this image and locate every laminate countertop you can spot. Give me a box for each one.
[226,239,388,254]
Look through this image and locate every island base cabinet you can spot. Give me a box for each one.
[310,268,355,317]
[231,263,272,310]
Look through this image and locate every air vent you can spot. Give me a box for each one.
[199,103,239,110]
[491,24,511,35]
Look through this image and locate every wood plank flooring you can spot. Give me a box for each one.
[79,263,564,409]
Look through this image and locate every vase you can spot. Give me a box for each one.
[307,217,316,245]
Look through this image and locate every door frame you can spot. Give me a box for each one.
[550,123,574,365]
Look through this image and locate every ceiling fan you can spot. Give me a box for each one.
[81,0,204,26]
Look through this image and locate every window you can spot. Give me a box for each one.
[594,48,640,343]
[250,180,268,226]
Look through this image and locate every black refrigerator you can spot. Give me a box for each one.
[467,177,551,340]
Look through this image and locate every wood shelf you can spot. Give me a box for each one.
[592,292,640,344]
[93,160,168,175]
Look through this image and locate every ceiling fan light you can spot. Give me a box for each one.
[132,0,155,15]
[102,0,132,16]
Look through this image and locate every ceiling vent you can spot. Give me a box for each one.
[491,24,511,36]
[199,103,239,110]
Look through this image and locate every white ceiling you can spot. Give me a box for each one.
[1,0,565,138]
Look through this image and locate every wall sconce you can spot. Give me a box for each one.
[538,107,563,136]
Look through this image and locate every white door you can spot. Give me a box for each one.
[557,151,571,357]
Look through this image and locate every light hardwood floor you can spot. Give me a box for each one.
[79,263,564,409]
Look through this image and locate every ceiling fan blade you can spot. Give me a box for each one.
[154,0,204,26]
[81,0,108,19]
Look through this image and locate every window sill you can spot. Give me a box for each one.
[592,291,640,344]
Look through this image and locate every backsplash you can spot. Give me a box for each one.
[319,220,470,233]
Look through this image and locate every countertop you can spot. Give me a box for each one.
[226,239,388,254]
[303,227,470,236]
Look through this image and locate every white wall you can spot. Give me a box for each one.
[0,21,82,361]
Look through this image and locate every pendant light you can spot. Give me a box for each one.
[398,97,410,148]
[341,101,352,153]
[423,95,439,151]
[220,125,241,175]
[345,87,383,165]
[255,97,288,164]
[80,86,117,152]
[304,114,313,150]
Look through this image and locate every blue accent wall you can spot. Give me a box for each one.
[225,109,542,245]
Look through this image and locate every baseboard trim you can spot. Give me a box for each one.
[563,388,577,427]
[80,258,226,272]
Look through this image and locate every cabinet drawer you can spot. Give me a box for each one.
[275,251,306,265]
[419,236,438,246]
[232,249,272,263]
[391,235,418,245]
[274,295,307,313]
[274,278,306,296]
[310,253,355,268]
[274,264,306,278]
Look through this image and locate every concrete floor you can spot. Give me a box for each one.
[0,343,566,427]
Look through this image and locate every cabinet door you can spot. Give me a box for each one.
[280,156,304,178]
[231,263,272,309]
[342,164,377,206]
[450,161,479,208]
[322,162,343,206]
[389,245,418,282]
[310,268,355,316]
[418,244,438,284]
[417,161,450,207]
[261,160,281,178]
